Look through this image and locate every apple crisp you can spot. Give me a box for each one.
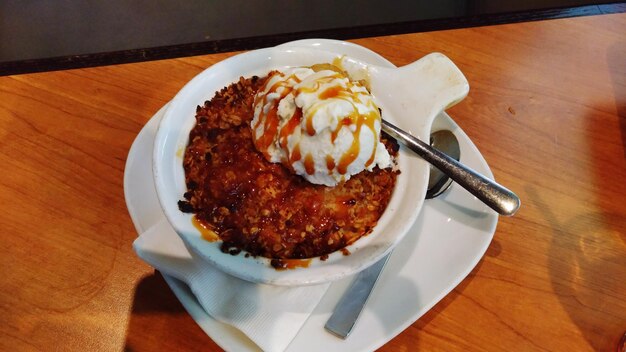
[178,75,399,264]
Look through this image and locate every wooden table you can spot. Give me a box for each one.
[1,13,625,352]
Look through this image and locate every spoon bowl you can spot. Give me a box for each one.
[426,130,460,199]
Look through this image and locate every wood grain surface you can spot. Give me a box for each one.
[1,13,625,352]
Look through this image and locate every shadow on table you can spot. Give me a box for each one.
[531,40,626,351]
[608,40,626,158]
[528,186,626,351]
[123,272,222,352]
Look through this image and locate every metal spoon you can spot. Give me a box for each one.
[325,129,462,339]
[337,51,520,214]
[426,130,460,199]
[382,119,520,216]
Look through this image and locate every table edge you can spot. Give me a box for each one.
[1,2,625,76]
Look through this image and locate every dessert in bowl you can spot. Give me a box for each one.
[153,43,468,286]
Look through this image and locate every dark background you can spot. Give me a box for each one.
[1,0,624,75]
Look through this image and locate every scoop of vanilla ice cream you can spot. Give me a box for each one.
[251,66,392,186]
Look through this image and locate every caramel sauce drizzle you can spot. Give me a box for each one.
[270,258,312,270]
[304,153,315,175]
[305,110,316,136]
[315,81,380,175]
[291,144,302,162]
[253,72,302,159]
[254,68,381,178]
[318,85,343,100]
[279,108,302,149]
[326,154,336,172]
[192,216,219,242]
[331,117,352,143]
[332,56,344,70]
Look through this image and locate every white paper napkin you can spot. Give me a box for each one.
[133,218,330,352]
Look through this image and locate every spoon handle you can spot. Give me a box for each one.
[382,120,520,216]
[324,253,391,339]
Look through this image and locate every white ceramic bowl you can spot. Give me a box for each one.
[153,40,460,286]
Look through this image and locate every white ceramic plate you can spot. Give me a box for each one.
[124,39,498,351]
[151,42,461,285]
[124,101,497,352]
